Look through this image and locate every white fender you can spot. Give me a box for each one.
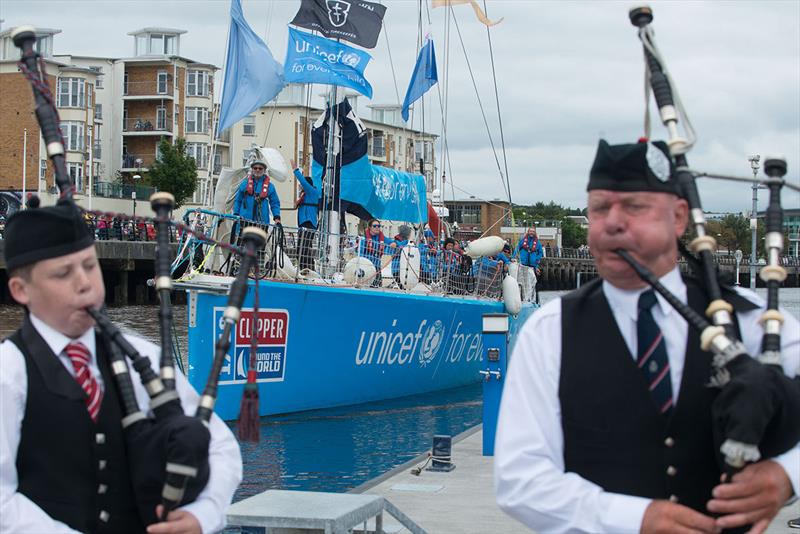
[507,261,519,281]
[274,245,297,279]
[503,275,522,315]
[465,236,505,258]
[344,257,377,286]
[398,245,421,289]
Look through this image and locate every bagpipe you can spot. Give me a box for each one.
[12,26,266,525]
[619,7,800,475]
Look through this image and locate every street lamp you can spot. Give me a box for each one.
[748,155,760,289]
[132,173,141,240]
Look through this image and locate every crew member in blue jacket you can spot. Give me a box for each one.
[516,227,543,274]
[418,229,439,284]
[233,159,281,227]
[359,219,397,284]
[391,225,412,283]
[291,159,319,272]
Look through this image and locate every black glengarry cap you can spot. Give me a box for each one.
[3,203,94,271]
[588,139,678,195]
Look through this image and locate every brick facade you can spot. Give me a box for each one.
[0,70,53,190]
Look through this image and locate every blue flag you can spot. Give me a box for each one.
[401,39,438,122]
[217,0,286,135]
[284,27,373,98]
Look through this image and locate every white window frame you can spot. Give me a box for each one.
[87,84,93,109]
[185,107,209,134]
[186,142,208,169]
[95,103,102,120]
[157,71,168,95]
[39,159,47,180]
[242,115,256,136]
[156,106,167,130]
[60,121,85,152]
[187,70,210,97]
[67,162,84,192]
[57,78,86,108]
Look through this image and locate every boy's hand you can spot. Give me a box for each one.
[146,505,201,534]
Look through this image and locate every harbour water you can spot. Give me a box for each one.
[1,289,798,501]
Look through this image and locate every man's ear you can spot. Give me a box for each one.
[673,197,689,238]
[8,277,31,306]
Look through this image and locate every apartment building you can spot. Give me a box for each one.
[216,84,438,229]
[0,27,99,201]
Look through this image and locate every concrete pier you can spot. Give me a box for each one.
[352,426,799,534]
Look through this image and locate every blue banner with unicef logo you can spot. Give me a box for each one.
[334,156,428,223]
[284,27,373,98]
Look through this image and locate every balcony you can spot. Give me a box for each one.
[121,153,156,171]
[122,80,174,99]
[93,181,156,200]
[123,117,174,136]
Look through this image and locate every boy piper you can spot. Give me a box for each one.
[0,203,242,534]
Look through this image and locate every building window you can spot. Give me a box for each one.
[60,121,85,151]
[157,71,168,94]
[242,115,256,136]
[89,67,104,88]
[57,78,86,108]
[123,72,129,95]
[67,162,84,192]
[187,70,210,97]
[156,106,167,130]
[186,143,208,169]
[95,103,102,120]
[185,107,209,134]
[449,204,481,225]
[242,149,252,166]
[35,35,52,57]
[87,84,93,109]
[371,130,385,158]
[39,159,47,180]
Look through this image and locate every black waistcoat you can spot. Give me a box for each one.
[560,277,756,515]
[10,317,145,534]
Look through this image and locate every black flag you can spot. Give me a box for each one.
[290,0,386,49]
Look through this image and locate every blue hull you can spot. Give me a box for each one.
[187,281,535,420]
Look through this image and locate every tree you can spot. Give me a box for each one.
[148,138,198,207]
[561,217,587,248]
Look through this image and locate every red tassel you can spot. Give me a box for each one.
[238,381,260,443]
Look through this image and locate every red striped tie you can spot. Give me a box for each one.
[65,342,103,422]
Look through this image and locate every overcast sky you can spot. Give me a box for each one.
[2,0,798,212]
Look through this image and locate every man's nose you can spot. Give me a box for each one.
[75,267,91,292]
[605,204,626,233]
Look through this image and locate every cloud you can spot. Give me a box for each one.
[2,0,797,212]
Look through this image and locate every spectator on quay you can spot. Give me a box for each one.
[96,215,109,240]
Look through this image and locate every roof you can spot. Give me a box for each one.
[0,26,62,38]
[367,104,402,110]
[127,27,187,36]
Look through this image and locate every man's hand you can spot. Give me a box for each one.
[290,158,297,169]
[389,242,397,248]
[641,500,718,534]
[707,460,793,534]
[274,217,281,225]
[146,505,201,534]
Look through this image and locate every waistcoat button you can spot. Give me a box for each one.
[664,437,675,447]
[99,510,110,522]
[666,465,677,476]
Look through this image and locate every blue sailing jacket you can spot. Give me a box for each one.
[233,175,281,224]
[294,169,320,228]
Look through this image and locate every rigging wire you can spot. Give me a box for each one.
[450,11,508,199]
[482,0,513,208]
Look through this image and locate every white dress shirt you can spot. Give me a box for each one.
[0,313,243,534]
[494,268,800,534]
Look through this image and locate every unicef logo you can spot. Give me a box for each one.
[419,320,445,367]
[340,53,361,68]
